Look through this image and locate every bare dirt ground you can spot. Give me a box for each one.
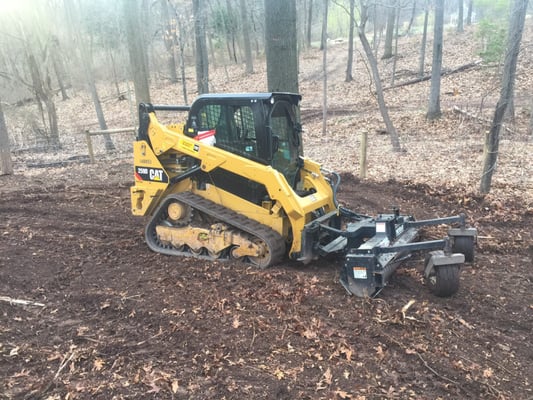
[1,26,532,399]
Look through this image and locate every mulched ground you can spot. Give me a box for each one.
[1,161,531,399]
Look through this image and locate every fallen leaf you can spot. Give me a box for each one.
[335,389,353,399]
[146,381,160,394]
[482,368,494,378]
[93,358,104,371]
[171,380,179,394]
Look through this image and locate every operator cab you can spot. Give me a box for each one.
[184,93,303,188]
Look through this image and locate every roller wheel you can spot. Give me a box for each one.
[426,264,460,297]
[248,239,273,269]
[207,249,223,259]
[453,236,475,262]
[190,247,204,256]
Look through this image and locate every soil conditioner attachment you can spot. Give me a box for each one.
[130,93,477,298]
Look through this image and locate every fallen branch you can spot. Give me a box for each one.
[416,352,458,386]
[384,60,482,90]
[452,106,520,135]
[0,296,45,307]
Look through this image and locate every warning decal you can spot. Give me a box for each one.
[135,166,169,183]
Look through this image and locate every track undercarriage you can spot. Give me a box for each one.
[145,192,286,268]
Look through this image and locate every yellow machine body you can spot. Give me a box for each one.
[131,94,338,262]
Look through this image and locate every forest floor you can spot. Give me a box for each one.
[1,25,532,399]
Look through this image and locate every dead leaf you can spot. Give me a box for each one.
[232,315,241,329]
[302,329,318,340]
[323,367,333,385]
[274,368,285,380]
[483,368,494,378]
[171,380,180,394]
[457,318,474,329]
[335,389,353,399]
[146,381,161,394]
[93,358,104,371]
[375,345,385,360]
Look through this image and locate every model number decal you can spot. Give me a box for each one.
[135,167,169,183]
[179,138,200,153]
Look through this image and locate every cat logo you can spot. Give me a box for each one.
[134,167,169,183]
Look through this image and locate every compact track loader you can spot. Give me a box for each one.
[131,93,476,297]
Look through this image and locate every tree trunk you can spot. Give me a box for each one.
[418,1,429,77]
[26,50,60,148]
[50,38,69,101]
[319,0,326,51]
[480,0,528,194]
[264,0,299,93]
[0,100,13,175]
[193,0,209,94]
[161,0,178,83]
[225,0,238,63]
[239,0,254,74]
[382,0,395,59]
[306,0,313,49]
[176,12,189,104]
[528,97,533,136]
[65,0,114,151]
[305,0,314,49]
[124,0,151,103]
[322,0,328,135]
[457,0,464,33]
[391,0,400,85]
[427,0,444,120]
[466,0,473,25]
[358,2,401,152]
[345,0,355,82]
[403,0,417,36]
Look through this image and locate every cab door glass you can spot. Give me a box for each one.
[269,101,301,187]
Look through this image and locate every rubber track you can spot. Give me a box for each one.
[144,192,286,267]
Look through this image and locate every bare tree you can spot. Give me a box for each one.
[358,1,401,152]
[193,0,209,94]
[306,0,314,49]
[457,0,464,32]
[345,0,355,82]
[529,97,533,136]
[49,36,69,101]
[161,0,179,83]
[427,0,444,120]
[65,0,115,151]
[124,0,151,103]
[0,99,13,175]
[175,9,189,103]
[403,0,417,36]
[480,0,529,194]
[466,0,473,25]
[25,45,60,148]
[418,0,430,77]
[239,0,254,74]
[322,0,329,135]
[382,0,396,59]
